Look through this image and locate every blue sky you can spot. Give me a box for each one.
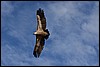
[1,1,99,66]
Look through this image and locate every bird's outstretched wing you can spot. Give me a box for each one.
[33,35,45,58]
[37,8,46,31]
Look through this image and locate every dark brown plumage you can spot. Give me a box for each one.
[33,8,50,58]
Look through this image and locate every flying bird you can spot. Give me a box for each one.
[33,8,50,58]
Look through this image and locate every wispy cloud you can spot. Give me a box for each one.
[1,1,99,66]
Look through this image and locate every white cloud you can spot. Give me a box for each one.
[82,4,99,35]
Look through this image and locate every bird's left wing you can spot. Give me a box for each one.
[33,35,45,58]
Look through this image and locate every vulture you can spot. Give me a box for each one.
[33,8,50,58]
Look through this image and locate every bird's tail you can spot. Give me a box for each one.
[44,29,50,40]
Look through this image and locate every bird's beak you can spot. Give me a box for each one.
[33,32,37,35]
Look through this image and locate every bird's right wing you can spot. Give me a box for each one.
[36,8,46,31]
